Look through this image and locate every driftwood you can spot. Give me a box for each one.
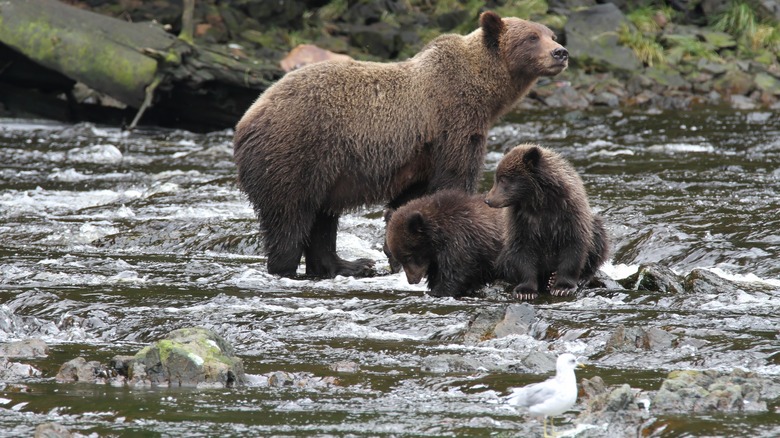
[0,0,283,131]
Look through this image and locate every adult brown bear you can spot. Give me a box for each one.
[233,12,568,278]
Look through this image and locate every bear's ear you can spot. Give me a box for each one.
[479,11,504,51]
[406,211,427,235]
[522,146,542,169]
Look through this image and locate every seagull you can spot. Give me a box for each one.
[505,353,585,438]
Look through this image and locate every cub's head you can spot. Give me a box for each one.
[485,143,546,209]
[385,209,435,285]
[480,11,568,79]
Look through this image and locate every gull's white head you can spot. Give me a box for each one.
[556,353,584,375]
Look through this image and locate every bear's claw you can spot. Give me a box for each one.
[550,288,575,297]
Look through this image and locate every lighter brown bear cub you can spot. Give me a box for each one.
[486,144,609,300]
[385,190,506,297]
[233,12,568,278]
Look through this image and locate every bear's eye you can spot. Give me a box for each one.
[527,34,540,43]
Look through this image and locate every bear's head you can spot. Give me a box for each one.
[480,11,568,80]
[485,143,547,210]
[385,210,435,285]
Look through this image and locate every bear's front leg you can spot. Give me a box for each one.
[501,250,540,301]
[550,245,586,296]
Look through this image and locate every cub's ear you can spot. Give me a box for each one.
[522,146,542,168]
[406,211,427,235]
[479,11,504,51]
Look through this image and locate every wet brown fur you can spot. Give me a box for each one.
[233,11,568,278]
[385,190,507,297]
[485,144,609,299]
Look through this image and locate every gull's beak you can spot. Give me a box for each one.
[576,356,588,369]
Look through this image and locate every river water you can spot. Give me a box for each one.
[0,108,778,437]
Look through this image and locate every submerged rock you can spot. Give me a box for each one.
[261,371,340,388]
[618,263,684,294]
[56,357,114,384]
[0,358,42,381]
[653,369,769,413]
[463,303,537,346]
[0,338,49,358]
[34,422,82,438]
[128,327,246,388]
[576,378,655,438]
[604,324,675,353]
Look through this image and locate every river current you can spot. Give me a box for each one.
[0,108,778,437]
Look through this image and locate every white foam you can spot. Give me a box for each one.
[647,143,715,153]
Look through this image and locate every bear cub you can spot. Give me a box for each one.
[385,189,506,297]
[485,144,609,300]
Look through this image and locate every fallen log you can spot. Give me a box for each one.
[0,0,283,131]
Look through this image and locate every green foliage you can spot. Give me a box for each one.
[712,0,757,36]
[664,34,720,63]
[618,24,665,66]
[493,0,548,20]
[319,0,348,22]
[627,6,661,34]
[751,23,780,52]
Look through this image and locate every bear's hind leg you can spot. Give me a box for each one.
[305,211,375,278]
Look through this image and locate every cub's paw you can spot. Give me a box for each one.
[550,287,575,297]
[512,285,539,301]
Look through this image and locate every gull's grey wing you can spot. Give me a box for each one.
[505,380,557,408]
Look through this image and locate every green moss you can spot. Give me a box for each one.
[494,0,548,20]
[0,16,157,106]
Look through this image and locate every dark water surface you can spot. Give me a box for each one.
[0,108,778,437]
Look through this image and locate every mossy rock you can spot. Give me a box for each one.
[128,327,246,388]
[755,72,780,95]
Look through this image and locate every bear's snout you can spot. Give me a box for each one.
[551,47,568,62]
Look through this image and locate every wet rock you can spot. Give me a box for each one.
[128,327,246,388]
[730,95,758,110]
[422,354,484,373]
[593,91,619,107]
[0,358,42,380]
[714,70,755,96]
[56,357,114,384]
[653,369,769,413]
[245,0,306,28]
[519,351,556,373]
[543,84,591,109]
[263,371,340,388]
[754,72,780,97]
[586,270,624,290]
[347,22,403,58]
[604,324,675,353]
[464,304,537,346]
[329,360,360,373]
[0,338,48,358]
[564,4,641,72]
[619,263,684,294]
[576,381,653,437]
[682,268,740,294]
[34,422,81,438]
[645,67,689,90]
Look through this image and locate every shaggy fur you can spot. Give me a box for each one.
[385,190,506,297]
[233,11,568,278]
[485,144,609,299]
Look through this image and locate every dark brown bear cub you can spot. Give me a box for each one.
[233,11,568,279]
[485,144,609,300]
[385,190,506,297]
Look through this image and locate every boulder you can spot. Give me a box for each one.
[0,358,42,381]
[653,369,769,413]
[55,357,114,383]
[0,338,49,358]
[347,22,403,58]
[564,4,642,72]
[618,263,685,294]
[128,327,246,388]
[604,324,675,353]
[464,303,537,346]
